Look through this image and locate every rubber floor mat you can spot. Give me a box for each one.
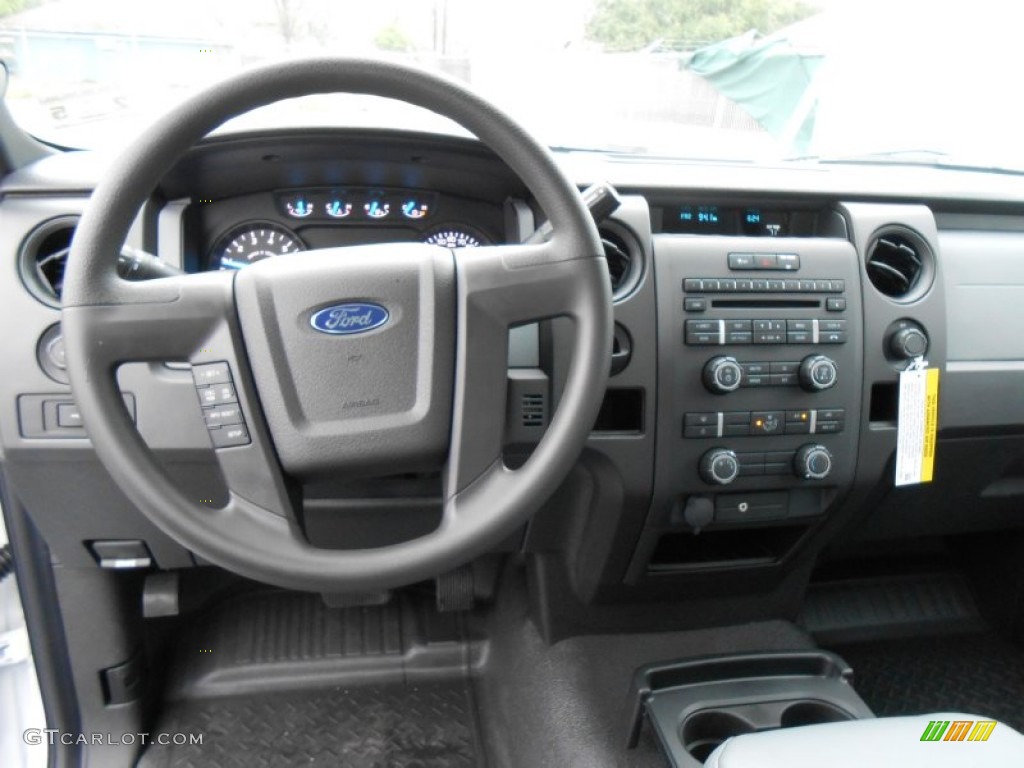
[836,632,1024,731]
[138,681,483,768]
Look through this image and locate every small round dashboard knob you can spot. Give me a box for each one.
[700,448,740,485]
[794,444,833,480]
[703,356,743,394]
[890,327,928,359]
[799,355,838,392]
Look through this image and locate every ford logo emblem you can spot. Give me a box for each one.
[310,303,390,335]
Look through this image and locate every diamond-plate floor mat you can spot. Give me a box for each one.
[835,632,1024,731]
[138,681,483,768]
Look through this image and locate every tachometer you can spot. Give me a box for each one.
[214,222,304,270]
[423,226,489,248]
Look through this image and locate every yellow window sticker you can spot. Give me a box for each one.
[895,364,940,486]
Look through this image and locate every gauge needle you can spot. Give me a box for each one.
[221,258,249,270]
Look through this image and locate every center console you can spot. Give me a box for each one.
[629,235,863,576]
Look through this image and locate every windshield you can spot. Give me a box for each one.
[3,0,1024,172]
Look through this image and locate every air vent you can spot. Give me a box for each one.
[599,223,643,300]
[865,228,932,301]
[521,393,546,428]
[18,216,79,307]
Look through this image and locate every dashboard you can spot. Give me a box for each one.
[4,128,1024,634]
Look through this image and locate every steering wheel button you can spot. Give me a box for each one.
[197,383,237,406]
[203,405,243,428]
[210,424,250,448]
[192,361,232,386]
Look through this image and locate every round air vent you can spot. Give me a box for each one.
[599,223,643,301]
[865,227,933,301]
[18,215,80,307]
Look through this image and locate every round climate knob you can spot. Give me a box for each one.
[890,326,928,360]
[799,355,838,392]
[794,444,833,480]
[703,356,743,394]
[700,448,740,485]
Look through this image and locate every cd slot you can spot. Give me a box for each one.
[712,299,822,309]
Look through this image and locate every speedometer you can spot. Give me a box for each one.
[214,222,304,270]
[423,226,489,249]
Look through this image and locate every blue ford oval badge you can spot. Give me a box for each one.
[310,303,390,335]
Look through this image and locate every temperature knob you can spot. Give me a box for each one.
[700,448,740,485]
[703,356,743,394]
[799,355,838,392]
[794,444,833,480]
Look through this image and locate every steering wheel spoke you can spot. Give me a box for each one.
[444,243,611,506]
[62,270,295,518]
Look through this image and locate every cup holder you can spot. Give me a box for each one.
[781,700,854,728]
[680,710,755,763]
[630,651,875,767]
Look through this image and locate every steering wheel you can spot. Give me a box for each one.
[61,59,612,592]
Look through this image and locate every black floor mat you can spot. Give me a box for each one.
[836,632,1024,732]
[138,681,483,768]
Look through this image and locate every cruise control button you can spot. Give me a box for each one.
[203,405,243,427]
[197,383,237,406]
[210,424,250,448]
[192,361,231,386]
